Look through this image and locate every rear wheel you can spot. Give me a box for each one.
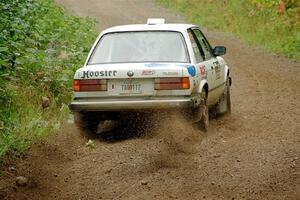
[74,112,99,134]
[198,90,209,132]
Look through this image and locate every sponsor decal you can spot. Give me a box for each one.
[199,65,206,75]
[80,70,117,79]
[162,71,179,76]
[213,61,221,80]
[142,69,155,75]
[187,65,196,77]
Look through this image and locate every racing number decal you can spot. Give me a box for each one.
[213,61,221,80]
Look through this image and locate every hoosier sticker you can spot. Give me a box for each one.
[80,70,117,79]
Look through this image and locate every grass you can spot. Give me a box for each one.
[157,0,300,61]
[0,0,97,159]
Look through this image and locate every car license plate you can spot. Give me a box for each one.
[121,80,142,94]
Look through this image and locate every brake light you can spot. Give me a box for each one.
[154,77,190,90]
[73,79,107,92]
[73,80,80,91]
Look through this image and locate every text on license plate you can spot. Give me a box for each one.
[121,83,141,92]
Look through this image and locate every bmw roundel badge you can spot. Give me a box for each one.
[127,71,134,77]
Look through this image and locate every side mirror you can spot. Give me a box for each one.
[213,46,226,56]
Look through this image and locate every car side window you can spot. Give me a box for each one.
[192,29,213,60]
[187,29,204,63]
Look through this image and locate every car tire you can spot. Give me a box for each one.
[199,90,209,132]
[74,112,99,134]
[216,77,231,114]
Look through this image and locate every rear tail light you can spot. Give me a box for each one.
[73,79,107,92]
[154,77,190,90]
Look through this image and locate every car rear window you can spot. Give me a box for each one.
[88,31,189,64]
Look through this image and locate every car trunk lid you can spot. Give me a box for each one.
[74,63,192,97]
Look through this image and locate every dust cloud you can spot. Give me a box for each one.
[147,111,203,169]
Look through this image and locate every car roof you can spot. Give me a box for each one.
[102,23,197,34]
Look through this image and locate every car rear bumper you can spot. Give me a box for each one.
[69,97,193,111]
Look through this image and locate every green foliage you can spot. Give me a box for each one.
[0,0,97,157]
[157,0,300,61]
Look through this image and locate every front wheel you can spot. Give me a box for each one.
[216,77,231,114]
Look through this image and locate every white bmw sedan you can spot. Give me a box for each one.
[69,19,231,133]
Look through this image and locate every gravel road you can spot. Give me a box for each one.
[1,0,299,199]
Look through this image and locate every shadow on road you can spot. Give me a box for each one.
[86,115,157,142]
